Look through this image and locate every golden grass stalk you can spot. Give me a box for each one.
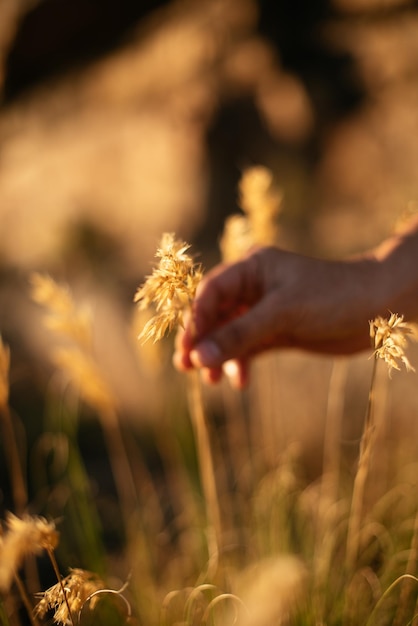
[187,369,222,563]
[393,509,418,626]
[12,572,40,626]
[345,356,377,575]
[313,358,347,620]
[370,313,416,376]
[30,273,139,538]
[220,166,282,262]
[77,585,132,623]
[238,165,282,248]
[30,273,92,350]
[220,214,254,263]
[346,314,416,574]
[365,575,418,626]
[0,514,60,626]
[134,232,202,343]
[135,233,222,560]
[220,167,283,479]
[0,337,27,516]
[34,567,105,626]
[218,171,274,517]
[45,550,77,626]
[0,513,59,594]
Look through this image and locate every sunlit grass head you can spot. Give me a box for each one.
[34,568,105,626]
[134,232,202,343]
[370,312,416,376]
[220,166,282,262]
[0,513,59,593]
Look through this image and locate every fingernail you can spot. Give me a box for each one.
[223,359,240,387]
[190,340,222,367]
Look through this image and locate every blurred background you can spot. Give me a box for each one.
[1,0,418,509]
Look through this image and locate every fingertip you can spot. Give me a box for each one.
[172,349,193,372]
[223,359,250,389]
[190,340,223,368]
[201,366,223,385]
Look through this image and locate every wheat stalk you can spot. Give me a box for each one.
[187,368,222,563]
[344,314,417,626]
[34,567,105,626]
[30,273,140,539]
[0,513,60,625]
[135,233,222,560]
[0,337,27,516]
[220,165,282,262]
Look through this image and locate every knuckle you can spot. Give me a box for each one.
[218,321,248,358]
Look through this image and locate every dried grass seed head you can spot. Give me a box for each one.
[30,273,74,315]
[239,166,282,219]
[0,513,59,592]
[370,312,416,375]
[52,347,116,413]
[30,272,92,350]
[134,232,202,343]
[220,166,283,259]
[220,214,254,262]
[30,273,115,412]
[34,568,105,625]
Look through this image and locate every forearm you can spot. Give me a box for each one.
[372,217,418,322]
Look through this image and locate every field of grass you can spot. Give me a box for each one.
[1,168,418,626]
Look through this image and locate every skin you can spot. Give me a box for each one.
[173,217,418,388]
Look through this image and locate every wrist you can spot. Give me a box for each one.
[375,234,418,322]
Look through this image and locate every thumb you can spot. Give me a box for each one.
[190,301,276,368]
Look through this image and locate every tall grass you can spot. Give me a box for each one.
[1,170,418,625]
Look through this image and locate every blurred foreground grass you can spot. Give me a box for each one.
[2,1,418,624]
[1,173,418,626]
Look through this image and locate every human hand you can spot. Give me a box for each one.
[173,246,380,387]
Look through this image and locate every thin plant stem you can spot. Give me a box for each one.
[46,548,76,626]
[187,369,222,565]
[98,406,140,539]
[13,573,40,626]
[320,359,347,507]
[0,599,11,626]
[313,358,347,620]
[365,575,418,626]
[393,509,418,626]
[346,356,378,574]
[202,593,248,624]
[0,405,27,516]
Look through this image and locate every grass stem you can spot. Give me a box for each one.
[13,573,40,626]
[47,548,76,626]
[346,356,378,574]
[0,405,27,516]
[187,369,222,564]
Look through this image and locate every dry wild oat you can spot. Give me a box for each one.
[134,232,202,343]
[238,165,282,247]
[30,273,74,315]
[34,568,105,626]
[30,272,116,413]
[52,347,115,413]
[370,312,416,375]
[30,272,92,351]
[220,214,254,262]
[0,513,59,592]
[220,166,282,262]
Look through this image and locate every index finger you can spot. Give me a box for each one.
[183,253,264,349]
